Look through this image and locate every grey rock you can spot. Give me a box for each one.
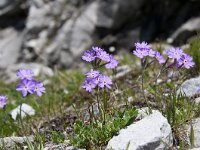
[177,76,200,97]
[0,136,34,148]
[0,28,23,69]
[10,103,35,120]
[136,107,158,120]
[0,0,24,16]
[44,140,86,150]
[167,17,200,45]
[106,111,173,150]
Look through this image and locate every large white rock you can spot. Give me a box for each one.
[106,111,172,150]
[0,136,34,148]
[10,103,35,120]
[177,76,200,97]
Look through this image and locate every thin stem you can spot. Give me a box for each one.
[141,59,152,114]
[102,89,107,124]
[96,87,102,121]
[19,102,24,128]
[154,58,169,83]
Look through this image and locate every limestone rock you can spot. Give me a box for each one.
[10,103,35,120]
[0,28,23,69]
[106,111,173,150]
[177,76,200,97]
[0,136,34,149]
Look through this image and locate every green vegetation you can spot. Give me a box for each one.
[70,107,138,149]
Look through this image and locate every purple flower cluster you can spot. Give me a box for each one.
[165,47,195,69]
[133,42,165,64]
[133,42,195,69]
[0,95,7,108]
[82,46,118,69]
[82,47,118,92]
[16,69,46,97]
[82,70,112,92]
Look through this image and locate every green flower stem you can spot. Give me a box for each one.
[141,58,152,114]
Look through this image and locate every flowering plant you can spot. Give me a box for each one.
[133,41,195,113]
[16,69,46,97]
[82,47,118,92]
[81,46,118,123]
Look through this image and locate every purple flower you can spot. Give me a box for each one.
[165,47,184,60]
[92,46,104,53]
[155,52,165,64]
[148,49,156,57]
[82,78,96,92]
[135,42,151,50]
[95,47,110,62]
[86,69,100,78]
[177,54,195,69]
[98,75,112,89]
[0,95,7,108]
[82,50,96,62]
[16,79,35,97]
[16,69,34,80]
[133,50,149,59]
[105,55,118,69]
[133,42,151,59]
[97,51,110,62]
[34,81,46,97]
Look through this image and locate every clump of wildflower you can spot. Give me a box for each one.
[133,41,195,69]
[177,54,195,69]
[164,47,195,69]
[133,42,151,58]
[0,95,7,108]
[16,69,46,97]
[133,42,165,65]
[82,46,118,92]
[16,69,34,80]
[165,47,184,60]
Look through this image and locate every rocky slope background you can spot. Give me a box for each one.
[0,0,200,75]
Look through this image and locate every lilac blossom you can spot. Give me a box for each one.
[165,47,184,60]
[0,95,7,108]
[98,75,112,89]
[86,69,100,78]
[34,81,46,97]
[16,79,35,97]
[16,69,34,80]
[135,42,151,50]
[92,46,104,53]
[155,52,165,64]
[82,78,97,92]
[82,50,96,62]
[177,54,195,69]
[96,49,110,62]
[133,42,151,59]
[105,55,118,69]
